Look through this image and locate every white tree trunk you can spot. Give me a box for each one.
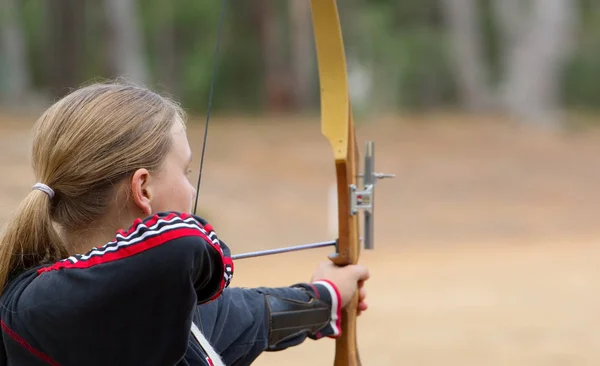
[104,0,149,85]
[0,0,32,101]
[440,0,495,112]
[496,0,577,127]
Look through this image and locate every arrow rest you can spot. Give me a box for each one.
[350,141,395,250]
[231,141,396,261]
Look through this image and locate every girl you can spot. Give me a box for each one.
[0,82,370,365]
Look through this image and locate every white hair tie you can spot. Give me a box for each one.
[32,183,55,199]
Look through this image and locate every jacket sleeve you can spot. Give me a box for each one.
[196,281,342,366]
[6,211,233,366]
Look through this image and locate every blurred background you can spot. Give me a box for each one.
[2,0,600,365]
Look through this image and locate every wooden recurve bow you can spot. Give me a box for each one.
[309,1,360,364]
[309,1,394,364]
[195,1,395,364]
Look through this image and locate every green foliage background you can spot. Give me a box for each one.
[10,0,600,115]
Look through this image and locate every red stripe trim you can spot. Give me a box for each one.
[37,227,204,273]
[316,279,342,339]
[207,255,232,302]
[36,212,231,302]
[116,213,167,237]
[308,284,320,299]
[309,284,322,338]
[1,320,60,366]
[180,212,232,301]
[188,225,231,297]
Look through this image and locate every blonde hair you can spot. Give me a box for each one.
[0,82,185,293]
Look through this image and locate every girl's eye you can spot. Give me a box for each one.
[186,168,192,176]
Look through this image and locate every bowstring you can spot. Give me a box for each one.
[193,0,228,215]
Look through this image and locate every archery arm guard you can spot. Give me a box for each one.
[265,281,342,349]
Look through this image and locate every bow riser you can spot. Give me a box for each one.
[310,1,361,365]
[330,115,361,366]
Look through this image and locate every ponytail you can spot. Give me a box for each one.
[0,82,184,294]
[0,187,68,294]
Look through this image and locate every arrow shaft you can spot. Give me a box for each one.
[232,240,337,260]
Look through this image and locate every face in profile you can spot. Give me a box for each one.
[131,118,197,215]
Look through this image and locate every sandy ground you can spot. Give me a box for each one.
[1,112,600,365]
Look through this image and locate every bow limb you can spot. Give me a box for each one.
[310,1,362,365]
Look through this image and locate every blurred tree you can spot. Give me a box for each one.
[47,0,86,97]
[153,0,178,95]
[440,0,495,112]
[495,0,577,127]
[441,0,578,127]
[0,0,32,104]
[562,0,600,111]
[289,0,314,111]
[104,0,149,85]
[255,0,294,113]
[3,0,600,122]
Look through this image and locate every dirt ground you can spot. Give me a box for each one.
[1,112,600,365]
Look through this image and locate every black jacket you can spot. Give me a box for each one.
[0,212,340,365]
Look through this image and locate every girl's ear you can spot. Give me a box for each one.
[130,168,153,215]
